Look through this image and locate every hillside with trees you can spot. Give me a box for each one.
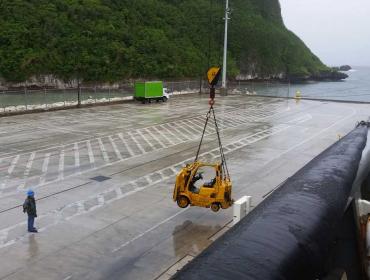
[0,0,344,83]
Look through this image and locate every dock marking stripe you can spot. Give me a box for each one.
[152,126,176,146]
[39,153,51,185]
[86,140,95,165]
[8,155,20,175]
[145,128,166,148]
[180,121,201,135]
[58,149,65,180]
[74,143,80,170]
[191,119,213,134]
[98,138,110,163]
[109,136,123,160]
[177,122,199,136]
[118,133,135,156]
[160,124,183,143]
[18,152,36,190]
[170,125,193,140]
[128,132,146,154]
[137,130,155,150]
[0,155,20,190]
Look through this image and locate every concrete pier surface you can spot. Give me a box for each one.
[0,94,369,280]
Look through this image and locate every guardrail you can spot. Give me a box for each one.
[0,80,207,115]
[1,79,364,115]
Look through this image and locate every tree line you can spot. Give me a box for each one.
[0,0,327,83]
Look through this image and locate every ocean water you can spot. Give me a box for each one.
[240,66,370,103]
[0,67,369,111]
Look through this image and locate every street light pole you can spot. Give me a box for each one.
[221,0,230,92]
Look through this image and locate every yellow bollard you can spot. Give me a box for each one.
[295,90,301,99]
[295,90,301,105]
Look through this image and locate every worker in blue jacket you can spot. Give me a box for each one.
[23,190,38,233]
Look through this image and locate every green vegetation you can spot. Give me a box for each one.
[0,0,329,83]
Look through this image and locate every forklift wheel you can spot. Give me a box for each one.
[211,203,220,212]
[177,196,190,208]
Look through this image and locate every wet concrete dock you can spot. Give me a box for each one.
[0,93,369,280]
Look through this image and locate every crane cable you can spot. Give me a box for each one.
[194,105,230,179]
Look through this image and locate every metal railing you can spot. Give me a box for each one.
[0,80,206,114]
[1,79,365,115]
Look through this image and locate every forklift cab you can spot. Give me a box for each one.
[188,165,217,193]
[173,161,233,212]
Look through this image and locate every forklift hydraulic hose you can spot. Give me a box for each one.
[173,123,369,280]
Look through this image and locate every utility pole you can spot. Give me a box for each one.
[221,0,230,94]
[77,78,81,108]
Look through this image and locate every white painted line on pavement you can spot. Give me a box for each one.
[74,143,80,173]
[159,124,183,143]
[145,128,166,148]
[58,149,65,180]
[170,125,193,141]
[184,119,204,131]
[177,122,199,137]
[191,118,213,134]
[118,133,135,156]
[8,155,20,175]
[128,132,146,154]
[180,121,201,135]
[222,113,244,125]
[137,130,155,150]
[86,140,95,165]
[39,153,51,185]
[112,209,188,253]
[109,136,123,160]
[18,152,36,190]
[0,156,20,190]
[152,126,176,146]
[98,138,110,163]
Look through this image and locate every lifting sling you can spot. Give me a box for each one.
[194,105,230,179]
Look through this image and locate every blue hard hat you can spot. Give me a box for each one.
[27,190,34,196]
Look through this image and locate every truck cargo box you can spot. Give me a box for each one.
[134,81,168,103]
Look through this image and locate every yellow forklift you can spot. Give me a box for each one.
[173,68,233,212]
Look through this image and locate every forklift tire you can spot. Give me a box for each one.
[177,196,190,208]
[211,203,220,212]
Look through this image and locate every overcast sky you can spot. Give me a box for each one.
[279,0,370,67]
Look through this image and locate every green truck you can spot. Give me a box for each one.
[134,81,170,104]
